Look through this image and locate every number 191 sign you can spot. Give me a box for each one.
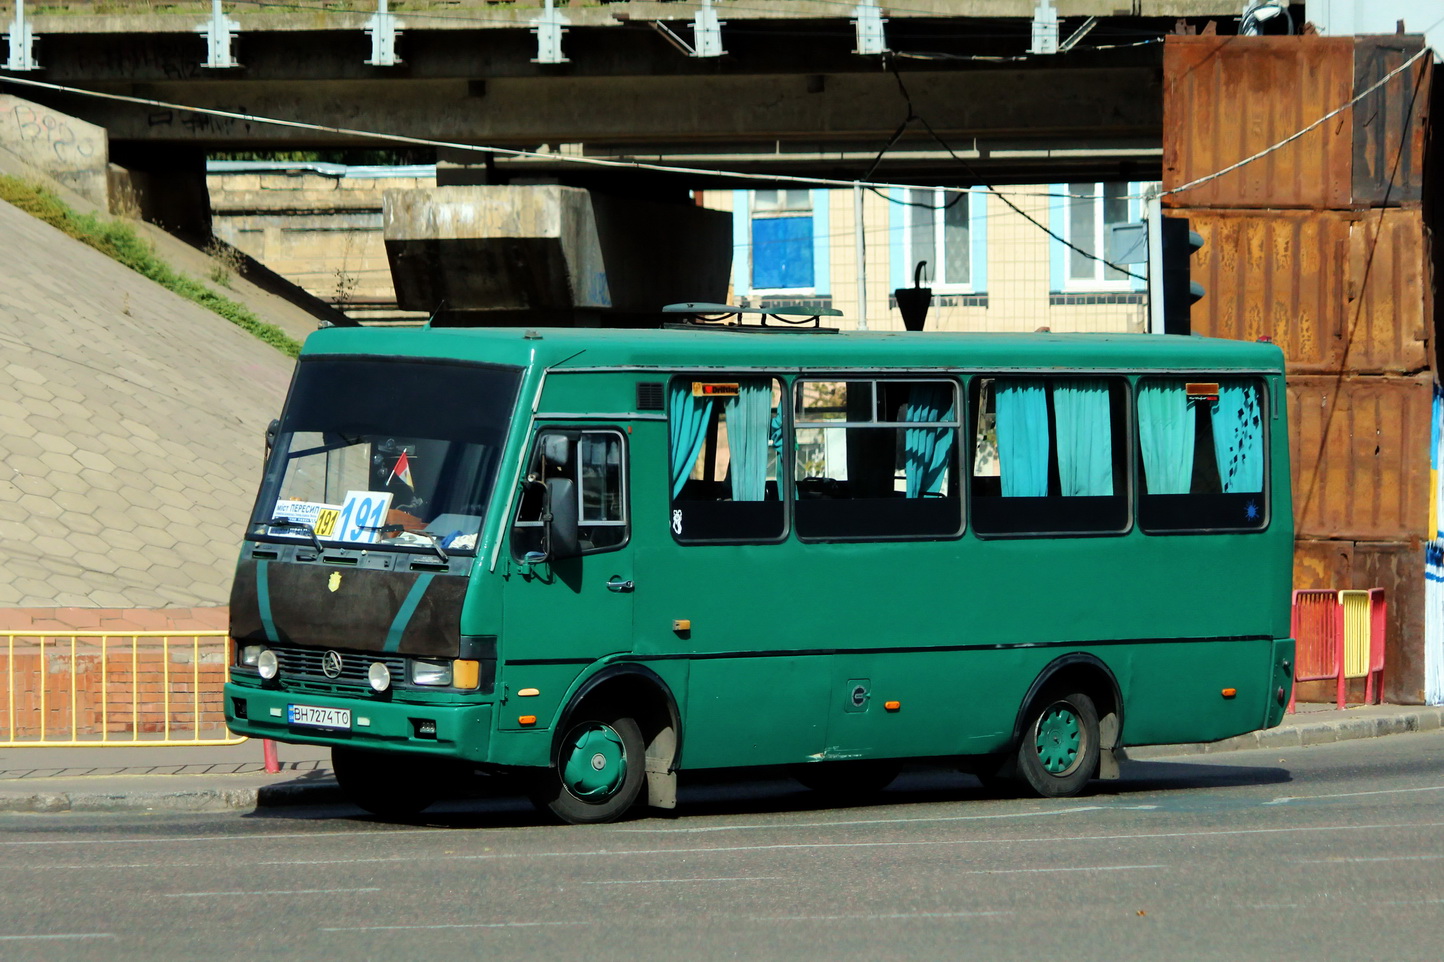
[330,490,394,545]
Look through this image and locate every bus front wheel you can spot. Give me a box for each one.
[530,710,645,824]
[1016,691,1099,798]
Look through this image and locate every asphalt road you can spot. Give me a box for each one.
[1,732,1442,962]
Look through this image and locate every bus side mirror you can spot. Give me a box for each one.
[545,477,581,561]
[264,418,280,463]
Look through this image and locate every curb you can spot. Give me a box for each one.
[0,780,344,815]
[1121,706,1444,761]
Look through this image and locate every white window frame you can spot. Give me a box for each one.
[1061,181,1134,293]
[902,188,975,294]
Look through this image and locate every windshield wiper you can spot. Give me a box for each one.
[264,518,324,552]
[413,530,450,563]
[359,524,450,563]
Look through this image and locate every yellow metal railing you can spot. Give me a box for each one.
[1,630,244,747]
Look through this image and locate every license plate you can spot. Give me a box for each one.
[287,704,351,730]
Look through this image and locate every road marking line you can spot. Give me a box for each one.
[0,828,440,848]
[0,933,115,941]
[1292,854,1444,864]
[760,911,1011,921]
[165,887,381,897]
[584,877,784,885]
[1266,785,1444,805]
[252,820,1444,867]
[957,864,1165,875]
[1253,897,1444,909]
[11,819,1440,873]
[621,806,1110,833]
[321,922,587,932]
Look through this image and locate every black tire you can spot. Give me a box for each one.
[791,760,900,798]
[332,746,444,818]
[1015,691,1100,798]
[530,710,645,825]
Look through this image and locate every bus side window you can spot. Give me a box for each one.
[511,429,628,559]
[969,375,1129,537]
[793,378,962,542]
[667,376,786,543]
[1137,377,1268,532]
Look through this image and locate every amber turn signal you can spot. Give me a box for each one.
[518,715,537,726]
[452,659,480,690]
[884,701,901,712]
[673,619,691,632]
[1221,688,1237,699]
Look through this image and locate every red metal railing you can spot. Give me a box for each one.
[1289,588,1386,711]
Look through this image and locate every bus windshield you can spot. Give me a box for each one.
[248,357,522,555]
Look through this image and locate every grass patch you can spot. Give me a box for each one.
[0,175,302,358]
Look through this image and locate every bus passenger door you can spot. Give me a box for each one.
[500,426,634,729]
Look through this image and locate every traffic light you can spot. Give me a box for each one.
[1160,216,1204,336]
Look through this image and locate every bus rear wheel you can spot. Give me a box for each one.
[332,746,443,818]
[530,710,645,825]
[1016,691,1099,798]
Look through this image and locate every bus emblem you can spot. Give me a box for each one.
[328,571,342,592]
[671,510,683,535]
[321,651,344,679]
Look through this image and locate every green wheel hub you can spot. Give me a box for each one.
[560,723,628,800]
[1034,704,1083,775]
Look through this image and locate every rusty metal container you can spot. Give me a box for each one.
[1352,36,1432,208]
[1288,373,1432,543]
[1181,207,1430,375]
[1292,538,1426,704]
[1163,35,1355,210]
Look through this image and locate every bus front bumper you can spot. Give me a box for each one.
[224,683,494,763]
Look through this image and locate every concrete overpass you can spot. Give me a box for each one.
[1,0,1251,191]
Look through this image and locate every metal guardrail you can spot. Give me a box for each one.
[1,630,244,747]
[1289,588,1386,712]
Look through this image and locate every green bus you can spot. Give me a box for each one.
[224,312,1295,823]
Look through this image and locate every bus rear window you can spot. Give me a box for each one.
[1137,377,1268,532]
[969,376,1129,537]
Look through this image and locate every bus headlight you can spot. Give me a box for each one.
[411,659,453,687]
[368,662,392,692]
[239,645,265,667]
[257,649,279,680]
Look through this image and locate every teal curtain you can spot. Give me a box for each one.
[904,383,955,498]
[1137,380,1195,494]
[726,379,772,501]
[1211,382,1264,493]
[1053,379,1113,496]
[668,382,713,499]
[996,380,1049,497]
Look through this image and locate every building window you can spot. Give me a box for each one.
[1060,182,1133,290]
[750,189,815,291]
[905,188,971,290]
